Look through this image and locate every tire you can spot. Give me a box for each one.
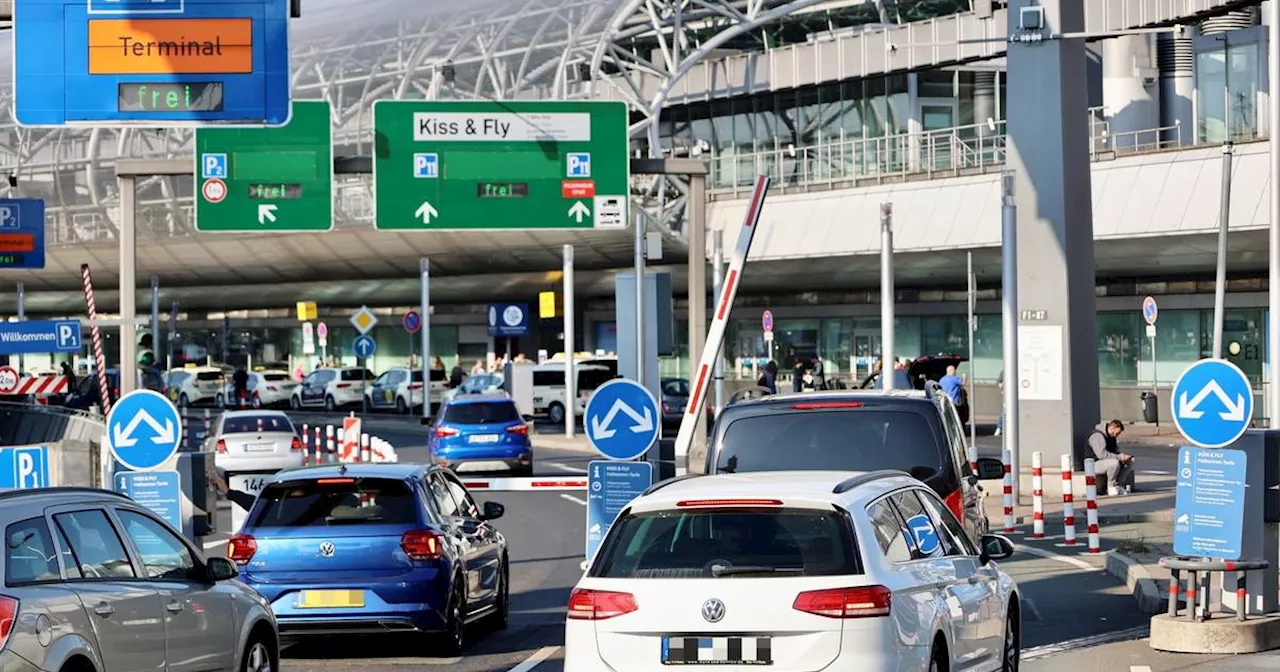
[215,394,224,409]
[486,558,510,631]
[547,402,565,425]
[179,393,190,408]
[396,397,408,414]
[290,395,301,410]
[929,637,948,672]
[325,395,337,412]
[514,464,534,477]
[241,634,276,672]
[1002,606,1020,671]
[437,580,467,656]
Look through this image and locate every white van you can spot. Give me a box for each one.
[531,363,614,423]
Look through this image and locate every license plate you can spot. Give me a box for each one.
[662,636,772,665]
[244,443,273,452]
[468,434,499,444]
[297,590,365,609]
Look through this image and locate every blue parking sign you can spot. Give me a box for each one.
[567,153,591,178]
[201,154,228,179]
[0,445,49,489]
[414,153,439,178]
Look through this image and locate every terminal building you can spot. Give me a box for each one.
[0,0,1275,420]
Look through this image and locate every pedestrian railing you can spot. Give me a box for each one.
[1159,556,1271,622]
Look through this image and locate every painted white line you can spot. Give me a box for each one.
[1130,667,1153,672]
[1139,470,1169,476]
[1021,598,1043,623]
[202,538,228,551]
[560,494,587,506]
[548,462,587,474]
[1021,625,1150,661]
[1015,543,1097,572]
[506,646,560,672]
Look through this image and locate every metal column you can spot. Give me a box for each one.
[15,283,24,374]
[633,213,646,387]
[564,245,576,438]
[1213,142,1233,359]
[150,275,160,370]
[118,175,138,397]
[1270,0,1280,424]
[967,252,977,448]
[686,173,708,447]
[711,230,726,413]
[880,203,895,389]
[1001,172,1020,501]
[420,257,432,425]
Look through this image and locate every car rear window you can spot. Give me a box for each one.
[410,371,424,382]
[714,410,945,479]
[5,517,60,585]
[662,380,689,396]
[262,373,292,382]
[196,371,223,381]
[223,415,294,434]
[579,369,613,391]
[592,508,858,578]
[443,402,520,425]
[342,369,374,381]
[248,477,419,527]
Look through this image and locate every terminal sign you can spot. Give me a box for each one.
[1174,446,1246,560]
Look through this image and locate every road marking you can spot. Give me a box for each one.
[506,646,559,672]
[548,462,587,473]
[1021,597,1043,622]
[1021,624,1150,661]
[202,538,227,551]
[1015,543,1097,572]
[1131,667,1153,672]
[561,494,587,505]
[1139,470,1169,475]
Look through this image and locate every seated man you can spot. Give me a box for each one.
[1087,419,1135,495]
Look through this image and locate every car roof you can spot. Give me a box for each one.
[0,487,131,510]
[221,409,290,418]
[629,471,922,514]
[446,394,515,406]
[269,462,431,483]
[726,389,930,410]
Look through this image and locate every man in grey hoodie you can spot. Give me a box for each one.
[1087,419,1135,495]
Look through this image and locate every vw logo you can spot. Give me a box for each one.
[318,541,335,558]
[701,598,726,623]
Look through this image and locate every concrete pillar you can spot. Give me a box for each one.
[1157,29,1196,146]
[686,174,708,453]
[1102,35,1160,150]
[1006,0,1100,471]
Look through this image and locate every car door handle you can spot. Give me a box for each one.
[93,603,115,617]
[965,576,982,585]
[166,601,184,613]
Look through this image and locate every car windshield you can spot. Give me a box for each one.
[467,375,501,391]
[579,369,613,391]
[662,379,689,396]
[592,508,858,579]
[262,373,292,382]
[443,401,520,425]
[342,369,374,381]
[222,415,294,434]
[249,477,418,527]
[196,371,223,381]
[715,410,944,478]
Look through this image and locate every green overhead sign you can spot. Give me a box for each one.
[372,100,630,231]
[194,100,334,232]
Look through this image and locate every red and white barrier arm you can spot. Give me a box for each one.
[673,175,771,473]
[6,376,69,396]
[459,477,587,492]
[81,264,111,415]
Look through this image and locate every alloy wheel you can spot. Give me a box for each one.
[244,641,273,672]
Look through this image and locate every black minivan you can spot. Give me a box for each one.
[698,387,1003,544]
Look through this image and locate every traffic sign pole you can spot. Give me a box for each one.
[564,245,576,439]
[420,257,432,426]
[16,282,24,376]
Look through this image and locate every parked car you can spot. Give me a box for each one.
[659,377,689,429]
[210,410,306,473]
[430,395,533,475]
[366,367,443,414]
[63,368,165,411]
[291,367,374,411]
[0,487,278,671]
[441,373,505,404]
[167,365,227,407]
[217,370,299,409]
[859,354,968,391]
[226,463,509,654]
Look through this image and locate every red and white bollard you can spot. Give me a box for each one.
[360,433,371,463]
[302,423,309,450]
[1084,458,1100,553]
[1031,452,1044,539]
[314,427,323,465]
[326,425,335,462]
[1061,455,1077,546]
[202,409,211,440]
[1002,449,1014,533]
[967,442,978,476]
[336,428,346,463]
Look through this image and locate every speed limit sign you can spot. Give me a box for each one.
[0,366,19,394]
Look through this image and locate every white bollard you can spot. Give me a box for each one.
[1084,458,1100,553]
[1031,452,1044,539]
[314,427,323,465]
[1002,449,1014,533]
[336,428,346,463]
[360,433,371,463]
[326,425,335,462]
[1061,455,1077,546]
[968,442,978,476]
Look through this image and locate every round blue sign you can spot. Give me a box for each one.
[905,513,941,555]
[584,378,660,461]
[403,310,422,334]
[1171,358,1253,449]
[762,310,774,332]
[1142,296,1158,326]
[353,335,377,359]
[106,389,182,472]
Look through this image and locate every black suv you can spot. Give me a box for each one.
[695,386,1002,543]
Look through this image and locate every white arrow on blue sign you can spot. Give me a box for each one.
[585,378,660,461]
[353,335,377,359]
[106,390,182,472]
[1172,358,1253,448]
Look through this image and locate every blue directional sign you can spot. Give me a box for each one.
[0,199,46,269]
[353,335,377,359]
[106,390,182,472]
[905,513,940,555]
[567,153,591,178]
[1172,358,1254,448]
[201,153,228,179]
[486,303,530,338]
[414,153,439,178]
[586,378,660,461]
[114,470,182,530]
[1142,296,1158,325]
[0,445,50,489]
[0,320,83,356]
[586,460,653,561]
[14,0,292,126]
[1174,446,1246,559]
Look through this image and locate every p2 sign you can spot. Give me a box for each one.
[0,446,50,489]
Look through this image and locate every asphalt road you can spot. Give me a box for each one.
[199,410,1162,671]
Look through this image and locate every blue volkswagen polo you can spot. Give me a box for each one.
[227,462,510,654]
[429,395,534,476]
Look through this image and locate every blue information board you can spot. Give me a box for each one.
[14,0,292,126]
[486,303,530,338]
[0,319,83,356]
[0,445,50,489]
[586,460,653,561]
[0,199,46,270]
[115,469,183,530]
[1174,446,1247,560]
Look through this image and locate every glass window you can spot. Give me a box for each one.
[53,510,136,579]
[248,477,420,527]
[578,368,614,392]
[441,401,520,425]
[1143,310,1201,384]
[5,518,59,584]
[427,474,461,518]
[222,414,294,434]
[262,372,292,382]
[1098,312,1141,385]
[921,315,968,356]
[867,500,913,563]
[917,488,978,556]
[117,511,196,580]
[341,369,374,381]
[196,371,223,381]
[890,490,947,559]
[973,315,1002,381]
[53,525,81,580]
[592,508,859,578]
[1202,309,1264,384]
[662,379,690,396]
[441,473,480,519]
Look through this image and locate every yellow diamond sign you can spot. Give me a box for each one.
[350,306,379,335]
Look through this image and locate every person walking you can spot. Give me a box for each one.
[757,361,778,395]
[810,355,826,391]
[939,365,970,427]
[791,359,805,393]
[1087,420,1136,495]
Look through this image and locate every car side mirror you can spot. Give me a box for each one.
[979,534,1015,565]
[480,501,505,521]
[975,457,1005,480]
[206,556,239,582]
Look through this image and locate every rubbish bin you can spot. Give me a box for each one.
[1141,391,1159,424]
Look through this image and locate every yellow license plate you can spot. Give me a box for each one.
[297,590,365,609]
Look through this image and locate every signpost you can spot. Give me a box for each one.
[403,310,421,364]
[1143,296,1158,402]
[1174,446,1246,559]
[1171,358,1254,449]
[301,322,315,356]
[486,303,530,338]
[371,101,630,230]
[0,199,46,269]
[350,306,377,335]
[0,445,50,489]
[585,378,660,461]
[0,320,83,356]
[762,309,774,347]
[353,335,376,360]
[195,100,333,231]
[14,0,292,126]
[106,389,182,472]
[586,460,653,561]
[317,322,329,360]
[114,470,183,530]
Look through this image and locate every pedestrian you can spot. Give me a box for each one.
[448,356,466,389]
[232,366,249,407]
[994,370,1005,436]
[757,361,778,395]
[432,357,446,371]
[60,361,76,390]
[939,365,970,426]
[471,359,487,376]
[810,355,826,391]
[791,359,805,393]
[1087,419,1136,495]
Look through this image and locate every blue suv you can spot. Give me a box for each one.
[429,395,533,476]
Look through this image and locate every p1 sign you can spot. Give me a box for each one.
[0,445,50,489]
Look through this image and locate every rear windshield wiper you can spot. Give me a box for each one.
[710,565,804,577]
[324,516,384,524]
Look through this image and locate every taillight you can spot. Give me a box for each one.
[945,489,965,524]
[677,499,782,507]
[336,383,352,389]
[290,436,302,451]
[793,586,891,618]
[316,478,355,484]
[507,424,529,435]
[662,401,672,413]
[410,383,423,390]
[267,385,278,392]
[227,534,257,566]
[0,595,17,649]
[400,530,442,560]
[566,588,638,620]
[435,426,459,438]
[215,439,227,454]
[792,401,864,409]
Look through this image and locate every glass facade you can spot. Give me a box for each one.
[1197,37,1263,142]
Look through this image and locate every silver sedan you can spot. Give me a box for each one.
[210,410,307,473]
